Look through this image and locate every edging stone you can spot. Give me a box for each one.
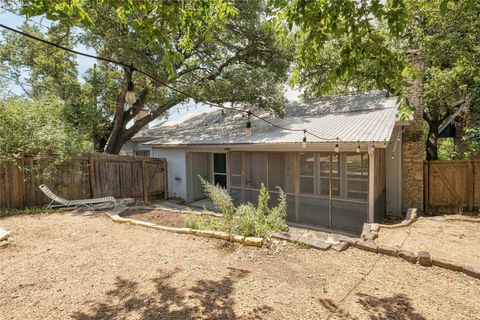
[431,257,463,272]
[108,213,262,247]
[355,241,378,253]
[398,250,418,264]
[418,251,432,267]
[378,245,399,257]
[332,241,349,252]
[379,208,418,229]
[462,265,480,280]
[301,237,331,250]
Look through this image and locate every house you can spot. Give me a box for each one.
[124,90,424,234]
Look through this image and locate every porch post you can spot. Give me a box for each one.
[368,149,375,223]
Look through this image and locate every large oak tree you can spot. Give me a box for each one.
[10,0,292,153]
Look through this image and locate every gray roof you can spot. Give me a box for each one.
[140,91,400,147]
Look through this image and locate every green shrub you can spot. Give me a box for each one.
[194,178,289,238]
[233,203,257,237]
[185,213,203,230]
[184,212,226,231]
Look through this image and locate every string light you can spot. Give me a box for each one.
[302,130,307,149]
[125,77,136,106]
[245,111,252,136]
[356,141,360,153]
[370,144,375,153]
[0,24,344,145]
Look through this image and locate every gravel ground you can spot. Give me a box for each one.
[377,217,480,268]
[1,212,479,320]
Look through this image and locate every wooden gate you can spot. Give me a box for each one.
[424,160,479,213]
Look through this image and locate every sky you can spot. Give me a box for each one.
[0,9,302,127]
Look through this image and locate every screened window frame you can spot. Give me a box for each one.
[212,152,228,189]
[227,151,370,233]
[344,153,369,201]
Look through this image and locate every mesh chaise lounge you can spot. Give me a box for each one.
[39,184,117,211]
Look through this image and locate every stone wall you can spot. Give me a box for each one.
[402,52,425,213]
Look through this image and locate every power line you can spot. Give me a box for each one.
[0,7,50,30]
[0,23,345,143]
[0,73,32,88]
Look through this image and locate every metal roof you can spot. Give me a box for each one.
[140,91,401,147]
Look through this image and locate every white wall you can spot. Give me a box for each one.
[151,148,187,200]
[385,126,403,217]
[120,141,152,156]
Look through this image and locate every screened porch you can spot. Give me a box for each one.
[228,151,380,234]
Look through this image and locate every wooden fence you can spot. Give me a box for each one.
[424,160,479,213]
[0,153,167,211]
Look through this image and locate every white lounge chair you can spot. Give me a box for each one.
[39,184,117,211]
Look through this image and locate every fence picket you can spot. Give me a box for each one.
[0,153,167,211]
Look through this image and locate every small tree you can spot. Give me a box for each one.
[195,177,288,237]
[0,97,90,178]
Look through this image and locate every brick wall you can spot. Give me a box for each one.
[402,52,425,213]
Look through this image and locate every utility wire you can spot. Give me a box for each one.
[0,73,32,88]
[0,7,50,30]
[0,23,345,143]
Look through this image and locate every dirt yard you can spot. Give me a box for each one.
[1,212,479,320]
[377,217,480,268]
[120,208,188,228]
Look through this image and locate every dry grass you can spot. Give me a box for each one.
[0,212,479,319]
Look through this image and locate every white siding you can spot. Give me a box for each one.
[385,126,402,217]
[152,148,187,200]
[120,141,152,156]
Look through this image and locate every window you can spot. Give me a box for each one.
[346,153,368,200]
[230,152,242,187]
[268,153,285,191]
[213,153,227,188]
[134,150,150,157]
[244,152,267,189]
[299,153,315,194]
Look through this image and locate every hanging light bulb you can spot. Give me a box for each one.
[370,144,375,153]
[302,130,307,149]
[356,141,360,153]
[125,78,136,106]
[334,138,339,153]
[391,153,395,159]
[245,111,252,136]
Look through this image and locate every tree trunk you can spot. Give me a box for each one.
[103,67,186,154]
[104,67,131,154]
[426,121,440,160]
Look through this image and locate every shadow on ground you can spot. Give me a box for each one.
[319,292,426,320]
[72,267,273,320]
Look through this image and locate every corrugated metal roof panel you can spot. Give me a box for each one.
[141,91,400,146]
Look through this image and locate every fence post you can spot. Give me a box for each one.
[142,159,148,203]
[88,156,97,198]
[424,161,429,214]
[468,160,474,212]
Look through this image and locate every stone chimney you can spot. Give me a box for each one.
[402,51,425,214]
